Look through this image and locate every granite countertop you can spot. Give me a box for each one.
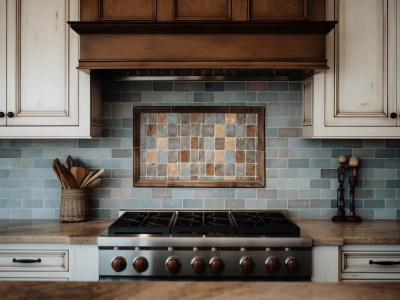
[0,219,111,244]
[294,219,400,246]
[0,219,399,245]
[0,281,399,300]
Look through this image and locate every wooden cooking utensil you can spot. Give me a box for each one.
[71,166,87,187]
[60,164,78,188]
[81,168,105,188]
[80,171,93,188]
[70,167,79,183]
[66,155,74,169]
[53,158,69,188]
[76,166,87,187]
[86,178,102,189]
[52,160,66,189]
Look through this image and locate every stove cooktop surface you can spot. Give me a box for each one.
[107,210,300,237]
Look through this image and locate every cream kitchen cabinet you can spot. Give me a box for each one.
[0,0,101,138]
[340,245,400,281]
[312,245,400,282]
[312,246,340,282]
[302,0,400,138]
[0,243,99,281]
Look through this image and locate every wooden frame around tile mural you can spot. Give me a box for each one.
[133,106,265,188]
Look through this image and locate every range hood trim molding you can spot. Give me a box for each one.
[68,21,337,35]
[70,20,337,73]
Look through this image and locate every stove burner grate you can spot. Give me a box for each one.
[231,211,300,236]
[108,211,175,234]
[172,211,235,235]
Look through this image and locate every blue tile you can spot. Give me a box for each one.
[194,93,214,102]
[364,200,385,208]
[205,82,225,91]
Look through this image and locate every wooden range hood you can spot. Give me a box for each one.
[69,0,336,80]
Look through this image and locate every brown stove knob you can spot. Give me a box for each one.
[240,256,255,274]
[265,256,281,274]
[165,256,181,274]
[191,257,207,274]
[133,256,149,273]
[209,257,225,274]
[285,257,300,274]
[111,256,127,272]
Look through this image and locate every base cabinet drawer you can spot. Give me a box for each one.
[340,245,400,281]
[0,250,69,272]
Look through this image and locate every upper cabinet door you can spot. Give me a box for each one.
[324,0,397,127]
[0,0,6,126]
[6,0,79,126]
[303,0,400,138]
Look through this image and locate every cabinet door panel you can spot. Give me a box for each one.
[249,0,306,21]
[6,0,79,126]
[0,0,6,126]
[100,0,156,21]
[173,0,231,21]
[325,0,396,127]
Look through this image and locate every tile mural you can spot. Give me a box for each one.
[133,107,265,187]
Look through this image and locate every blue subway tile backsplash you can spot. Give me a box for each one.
[0,81,399,219]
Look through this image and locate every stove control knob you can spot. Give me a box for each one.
[111,256,127,272]
[209,257,225,274]
[165,256,181,274]
[133,256,149,273]
[191,256,207,274]
[265,256,281,274]
[240,256,255,274]
[285,257,300,274]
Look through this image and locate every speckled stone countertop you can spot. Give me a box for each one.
[0,219,111,244]
[0,219,399,245]
[294,219,400,246]
[0,281,399,300]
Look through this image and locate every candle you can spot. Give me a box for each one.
[349,156,358,167]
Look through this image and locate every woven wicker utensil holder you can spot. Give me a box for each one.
[60,189,90,222]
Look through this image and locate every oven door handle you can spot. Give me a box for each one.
[369,259,400,266]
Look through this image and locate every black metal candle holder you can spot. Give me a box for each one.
[332,155,362,223]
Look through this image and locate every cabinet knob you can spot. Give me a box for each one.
[7,112,14,118]
[390,112,397,119]
[0,112,4,118]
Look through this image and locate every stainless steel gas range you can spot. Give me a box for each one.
[98,210,312,281]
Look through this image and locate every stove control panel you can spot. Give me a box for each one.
[100,248,311,279]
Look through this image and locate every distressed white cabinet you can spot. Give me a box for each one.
[312,246,340,282]
[0,0,6,127]
[340,245,400,281]
[303,0,400,138]
[0,243,99,281]
[0,0,101,138]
